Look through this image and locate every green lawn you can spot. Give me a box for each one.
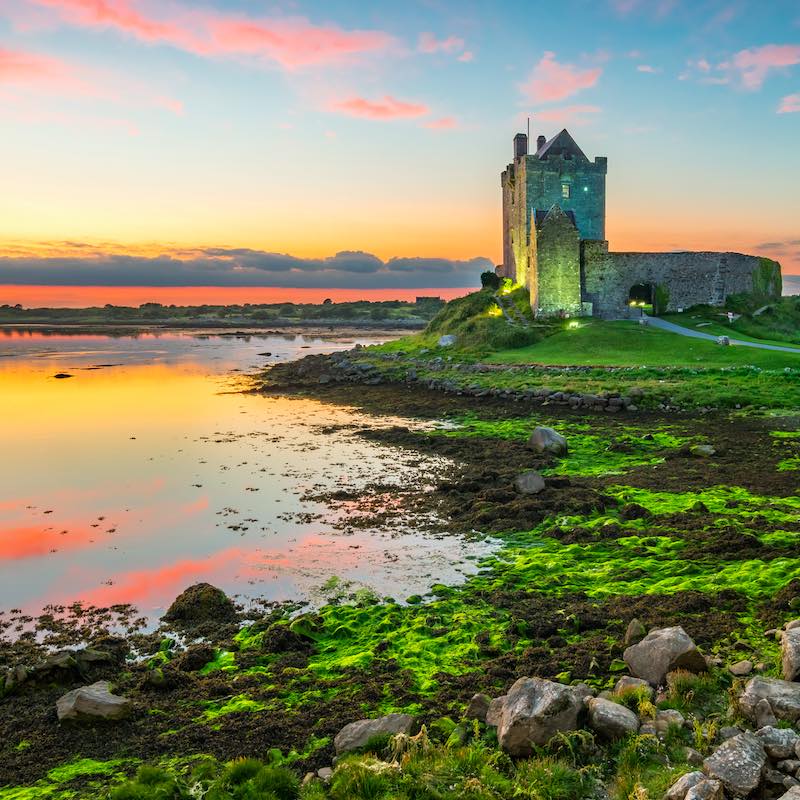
[487,320,800,369]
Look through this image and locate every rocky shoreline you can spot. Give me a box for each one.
[3,344,800,798]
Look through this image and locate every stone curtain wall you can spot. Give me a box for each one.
[582,242,767,318]
[524,155,607,242]
[533,211,583,317]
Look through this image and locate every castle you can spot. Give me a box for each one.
[500,129,782,318]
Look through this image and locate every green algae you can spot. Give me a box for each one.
[201,694,268,720]
[0,759,134,800]
[199,649,236,674]
[428,414,691,477]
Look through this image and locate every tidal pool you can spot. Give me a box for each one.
[0,329,488,622]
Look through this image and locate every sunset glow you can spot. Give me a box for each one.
[0,0,797,300]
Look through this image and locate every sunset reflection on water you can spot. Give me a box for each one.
[0,331,489,623]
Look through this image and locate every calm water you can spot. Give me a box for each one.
[0,330,487,621]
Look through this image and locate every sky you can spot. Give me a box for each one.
[0,0,799,294]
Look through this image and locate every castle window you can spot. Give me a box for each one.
[561,183,571,199]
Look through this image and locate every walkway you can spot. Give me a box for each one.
[642,315,800,354]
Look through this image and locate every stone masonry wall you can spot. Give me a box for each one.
[524,154,607,242]
[532,210,583,317]
[582,242,766,318]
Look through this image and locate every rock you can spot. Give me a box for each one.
[756,697,779,728]
[623,626,706,686]
[757,726,800,759]
[690,444,716,458]
[437,335,457,347]
[485,696,506,727]
[684,747,704,767]
[783,628,800,681]
[623,618,647,646]
[465,693,491,722]
[514,471,546,495]
[317,767,333,782]
[614,675,653,698]
[729,660,753,677]
[779,760,800,775]
[56,681,131,722]
[495,678,582,757]
[572,683,595,702]
[784,780,800,792]
[655,709,685,736]
[719,726,742,740]
[703,732,766,797]
[162,583,237,625]
[333,713,415,755]
[527,426,568,457]
[586,697,639,741]
[684,779,723,800]
[787,620,800,631]
[740,677,800,724]
[665,771,704,800]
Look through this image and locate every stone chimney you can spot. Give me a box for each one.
[513,133,528,159]
[536,134,547,152]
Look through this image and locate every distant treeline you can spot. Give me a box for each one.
[0,297,446,328]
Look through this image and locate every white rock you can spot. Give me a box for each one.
[496,678,581,757]
[56,680,131,722]
[740,677,800,724]
[333,713,415,755]
[623,626,706,686]
[665,770,704,800]
[527,426,568,456]
[783,628,800,681]
[586,697,639,741]
[514,471,546,495]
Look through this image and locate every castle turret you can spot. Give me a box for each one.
[513,132,528,159]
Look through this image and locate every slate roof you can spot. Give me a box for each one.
[534,129,589,162]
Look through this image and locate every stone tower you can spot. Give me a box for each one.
[501,129,607,315]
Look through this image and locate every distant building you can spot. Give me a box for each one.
[500,129,782,318]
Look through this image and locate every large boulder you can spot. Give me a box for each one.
[783,628,800,681]
[163,583,237,625]
[586,697,638,741]
[527,426,568,457]
[495,677,582,757]
[333,713,415,755]
[622,626,705,686]
[757,726,800,759]
[703,732,766,797]
[56,681,131,722]
[740,677,800,724]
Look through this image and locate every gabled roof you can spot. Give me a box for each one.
[535,129,589,162]
[534,205,577,229]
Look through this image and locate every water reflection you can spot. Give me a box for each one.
[0,331,490,622]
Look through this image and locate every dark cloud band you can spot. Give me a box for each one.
[0,247,492,289]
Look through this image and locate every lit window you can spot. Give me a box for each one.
[561,183,570,198]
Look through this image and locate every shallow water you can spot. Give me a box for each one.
[0,329,488,621]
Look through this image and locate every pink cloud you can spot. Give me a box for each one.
[636,64,661,73]
[0,45,181,114]
[534,104,602,126]
[458,50,474,63]
[779,93,800,113]
[521,51,602,103]
[418,32,464,55]
[424,116,457,130]
[727,44,800,89]
[332,95,429,120]
[25,0,396,70]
